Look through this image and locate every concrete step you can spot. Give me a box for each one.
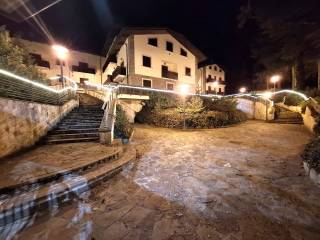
[50,128,99,134]
[269,119,303,124]
[0,147,136,226]
[45,133,99,140]
[60,120,101,125]
[44,137,100,144]
[57,123,101,128]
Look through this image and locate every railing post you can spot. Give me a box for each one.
[99,89,117,145]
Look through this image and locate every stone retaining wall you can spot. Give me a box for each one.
[0,97,78,158]
[236,98,274,120]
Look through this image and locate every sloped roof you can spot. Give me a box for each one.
[102,27,207,71]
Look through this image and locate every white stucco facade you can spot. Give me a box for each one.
[20,39,105,85]
[104,29,203,93]
[133,34,196,87]
[198,64,226,94]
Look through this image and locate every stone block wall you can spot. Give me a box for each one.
[236,98,274,120]
[0,97,78,158]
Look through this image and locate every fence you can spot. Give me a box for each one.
[0,71,77,105]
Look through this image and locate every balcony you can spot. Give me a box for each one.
[111,66,126,82]
[162,70,178,80]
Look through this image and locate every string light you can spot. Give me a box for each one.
[0,69,77,93]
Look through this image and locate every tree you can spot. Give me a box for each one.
[238,1,320,90]
[0,26,47,83]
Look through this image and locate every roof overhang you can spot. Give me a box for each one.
[102,27,207,72]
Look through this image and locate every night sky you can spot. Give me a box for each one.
[1,0,252,93]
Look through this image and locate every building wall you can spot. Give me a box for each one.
[199,64,226,94]
[20,39,105,85]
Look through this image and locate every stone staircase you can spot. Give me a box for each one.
[270,106,303,124]
[43,105,104,144]
[0,145,136,226]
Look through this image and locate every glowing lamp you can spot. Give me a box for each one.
[239,87,247,93]
[270,75,281,84]
[179,84,189,96]
[52,44,69,60]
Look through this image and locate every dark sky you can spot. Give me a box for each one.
[1,0,251,93]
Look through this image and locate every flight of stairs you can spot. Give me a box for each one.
[43,105,104,144]
[270,106,303,124]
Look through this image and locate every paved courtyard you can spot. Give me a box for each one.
[12,121,320,239]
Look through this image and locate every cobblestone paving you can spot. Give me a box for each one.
[13,121,320,240]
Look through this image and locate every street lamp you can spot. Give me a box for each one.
[270,75,281,92]
[179,84,189,129]
[52,44,69,88]
[239,87,247,93]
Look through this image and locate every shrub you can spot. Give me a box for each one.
[146,92,177,110]
[0,26,47,83]
[135,108,247,129]
[114,105,133,139]
[301,137,320,173]
[203,98,238,112]
[176,96,205,114]
[271,93,305,106]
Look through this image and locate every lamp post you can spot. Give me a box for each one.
[239,87,247,93]
[270,75,281,93]
[179,84,189,129]
[52,44,69,88]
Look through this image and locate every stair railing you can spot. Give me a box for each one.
[99,88,118,144]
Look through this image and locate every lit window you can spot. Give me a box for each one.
[180,48,187,57]
[142,79,152,88]
[142,56,151,67]
[166,41,173,52]
[148,38,158,47]
[185,67,191,76]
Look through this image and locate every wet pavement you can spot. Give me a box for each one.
[7,121,320,239]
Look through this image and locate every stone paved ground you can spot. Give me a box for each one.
[12,121,320,240]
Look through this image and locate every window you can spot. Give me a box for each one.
[167,83,174,90]
[142,56,151,67]
[219,69,222,72]
[180,48,187,57]
[213,76,217,80]
[208,74,212,78]
[142,79,152,88]
[214,66,217,71]
[209,66,212,69]
[185,67,191,76]
[80,78,88,84]
[166,41,173,52]
[208,86,212,91]
[219,77,222,81]
[148,38,158,47]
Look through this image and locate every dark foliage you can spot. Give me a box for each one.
[302,137,320,173]
[114,105,133,139]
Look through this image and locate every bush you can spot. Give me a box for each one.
[301,138,320,173]
[0,26,47,83]
[271,93,305,106]
[135,108,247,129]
[114,105,133,139]
[176,96,205,114]
[146,92,177,110]
[203,98,238,112]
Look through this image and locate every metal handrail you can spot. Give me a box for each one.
[0,72,77,105]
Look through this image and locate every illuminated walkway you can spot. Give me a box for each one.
[14,121,320,239]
